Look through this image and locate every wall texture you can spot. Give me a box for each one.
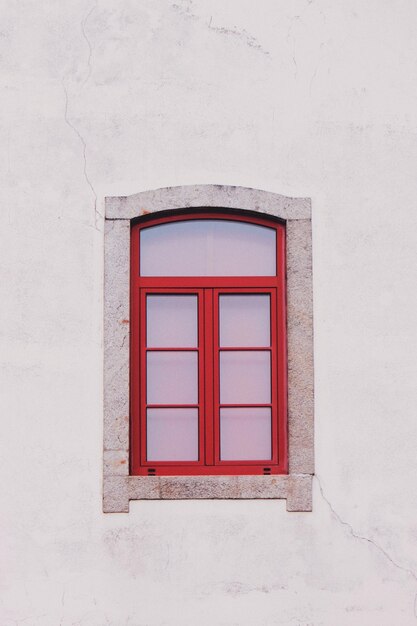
[1,1,417,625]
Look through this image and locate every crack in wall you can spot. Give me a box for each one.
[62,80,103,231]
[61,2,102,232]
[315,475,417,621]
[81,2,97,87]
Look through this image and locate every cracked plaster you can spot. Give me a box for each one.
[171,1,270,56]
[62,81,102,230]
[315,475,417,621]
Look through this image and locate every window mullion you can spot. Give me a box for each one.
[203,289,215,466]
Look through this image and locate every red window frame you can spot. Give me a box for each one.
[130,211,287,476]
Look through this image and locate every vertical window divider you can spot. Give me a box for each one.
[139,288,147,467]
[203,289,214,466]
[212,290,220,464]
[197,289,205,466]
[130,225,140,473]
[277,226,288,471]
[270,288,279,465]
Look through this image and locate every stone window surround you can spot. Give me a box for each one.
[104,185,314,513]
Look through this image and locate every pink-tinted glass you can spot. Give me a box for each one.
[219,294,270,347]
[220,408,271,460]
[140,220,276,276]
[146,295,197,347]
[220,351,271,404]
[147,351,198,404]
[147,408,199,461]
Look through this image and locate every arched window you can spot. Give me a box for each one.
[130,211,287,475]
[104,185,313,512]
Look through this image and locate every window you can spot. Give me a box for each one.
[130,214,287,475]
[104,185,313,512]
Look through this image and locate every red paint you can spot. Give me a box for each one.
[130,212,287,476]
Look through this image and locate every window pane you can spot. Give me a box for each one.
[147,295,197,347]
[219,294,270,347]
[147,351,198,404]
[147,408,198,461]
[220,408,271,460]
[140,220,276,276]
[220,351,271,404]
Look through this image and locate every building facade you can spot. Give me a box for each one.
[2,1,417,625]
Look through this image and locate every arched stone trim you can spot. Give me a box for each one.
[105,184,311,221]
[103,185,313,513]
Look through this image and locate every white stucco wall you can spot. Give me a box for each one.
[2,1,417,624]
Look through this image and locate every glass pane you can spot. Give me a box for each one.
[219,294,270,347]
[220,351,271,404]
[147,408,198,461]
[220,408,271,460]
[140,220,276,276]
[147,295,197,347]
[147,351,198,404]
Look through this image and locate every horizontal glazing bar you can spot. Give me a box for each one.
[141,461,205,467]
[218,347,271,352]
[146,347,199,352]
[147,404,199,409]
[219,404,273,408]
[138,277,279,288]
